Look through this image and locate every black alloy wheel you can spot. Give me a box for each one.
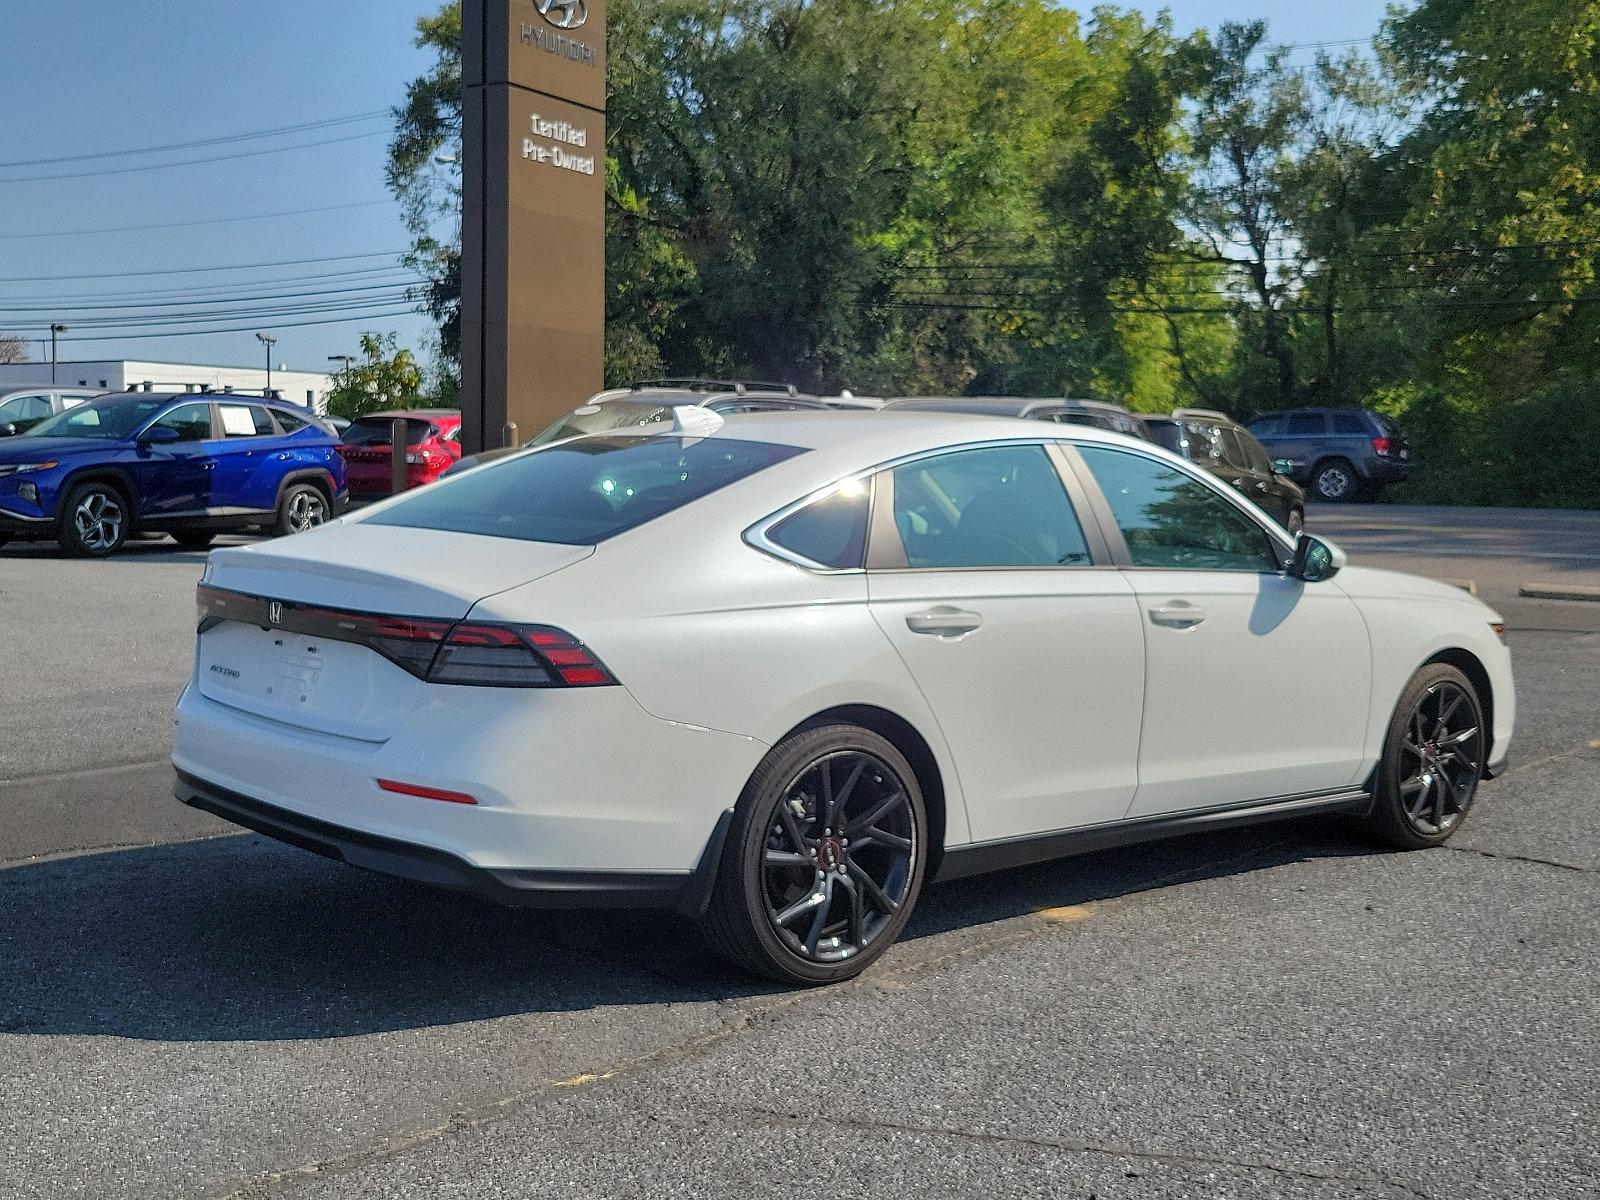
[704,725,927,985]
[1364,664,1487,848]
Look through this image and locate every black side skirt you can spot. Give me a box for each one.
[934,788,1373,884]
[175,769,732,916]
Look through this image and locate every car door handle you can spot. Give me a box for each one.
[906,607,983,637]
[1149,603,1206,629]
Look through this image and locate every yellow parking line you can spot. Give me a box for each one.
[1035,904,1095,924]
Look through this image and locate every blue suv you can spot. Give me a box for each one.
[0,390,348,557]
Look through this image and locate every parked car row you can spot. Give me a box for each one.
[0,377,1411,557]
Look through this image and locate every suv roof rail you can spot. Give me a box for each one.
[1061,396,1127,411]
[1171,407,1232,422]
[632,378,803,399]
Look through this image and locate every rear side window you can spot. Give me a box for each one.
[1328,411,1367,435]
[1287,413,1324,435]
[887,444,1092,568]
[364,436,805,545]
[274,409,311,433]
[1249,415,1283,437]
[1144,420,1186,455]
[344,417,433,447]
[1183,422,1226,466]
[764,483,870,569]
[219,404,275,438]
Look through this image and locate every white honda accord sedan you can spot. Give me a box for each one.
[174,409,1514,985]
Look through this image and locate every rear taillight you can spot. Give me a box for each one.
[1372,436,1393,456]
[196,585,617,689]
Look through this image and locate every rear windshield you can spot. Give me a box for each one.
[343,417,434,446]
[363,435,806,545]
[528,401,677,447]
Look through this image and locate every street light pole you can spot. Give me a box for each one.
[49,324,67,384]
[256,332,278,395]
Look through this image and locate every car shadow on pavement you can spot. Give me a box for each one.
[0,819,1370,1044]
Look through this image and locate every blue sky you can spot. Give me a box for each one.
[0,1,1394,376]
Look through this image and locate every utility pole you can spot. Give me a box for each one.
[256,332,278,395]
[50,324,67,384]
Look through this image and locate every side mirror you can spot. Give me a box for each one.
[138,426,182,446]
[0,423,16,439]
[1272,458,1293,476]
[1290,533,1346,583]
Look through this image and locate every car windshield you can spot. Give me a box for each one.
[343,417,434,447]
[25,396,168,440]
[364,435,806,545]
[527,401,677,447]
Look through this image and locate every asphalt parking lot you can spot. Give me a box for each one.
[2,506,1597,1199]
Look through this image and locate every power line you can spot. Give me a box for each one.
[14,266,423,307]
[53,306,426,344]
[0,250,408,285]
[0,129,388,185]
[0,199,397,241]
[0,111,389,169]
[0,281,422,316]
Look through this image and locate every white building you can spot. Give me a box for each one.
[0,360,334,412]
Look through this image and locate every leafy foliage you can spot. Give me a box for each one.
[385,0,1600,505]
[324,333,426,420]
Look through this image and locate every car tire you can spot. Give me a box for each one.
[1286,508,1305,536]
[702,724,928,986]
[1311,458,1359,502]
[171,531,216,551]
[274,482,330,537]
[58,481,130,558]
[1361,663,1487,850]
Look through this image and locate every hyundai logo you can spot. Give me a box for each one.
[268,601,283,626]
[534,0,588,30]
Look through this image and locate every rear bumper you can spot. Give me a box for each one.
[1364,458,1412,483]
[177,768,731,914]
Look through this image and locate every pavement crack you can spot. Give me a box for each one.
[725,1105,1439,1200]
[1443,843,1594,874]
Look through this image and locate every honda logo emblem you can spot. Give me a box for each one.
[534,0,588,30]
[268,601,284,626]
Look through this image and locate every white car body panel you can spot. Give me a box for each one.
[176,411,1516,890]
[867,568,1145,841]
[1124,569,1372,815]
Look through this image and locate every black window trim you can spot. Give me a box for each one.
[1056,441,1296,574]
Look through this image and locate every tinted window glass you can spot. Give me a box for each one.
[1328,411,1366,435]
[766,483,870,569]
[1248,415,1282,437]
[1079,446,1280,572]
[1143,420,1186,455]
[1237,430,1275,475]
[274,409,311,433]
[365,436,804,545]
[1184,422,1226,466]
[344,417,432,447]
[1286,413,1324,435]
[889,445,1091,568]
[1218,427,1254,471]
[150,403,214,443]
[529,402,675,447]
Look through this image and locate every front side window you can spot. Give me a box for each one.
[0,395,51,422]
[887,444,1091,569]
[1238,431,1275,475]
[1218,427,1255,472]
[1286,413,1324,436]
[1184,422,1227,466]
[149,403,215,443]
[1078,446,1281,573]
[364,435,805,545]
[764,481,870,569]
[1249,415,1283,437]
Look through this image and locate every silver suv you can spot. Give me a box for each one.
[0,388,100,437]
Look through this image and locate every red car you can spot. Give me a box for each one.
[337,410,463,500]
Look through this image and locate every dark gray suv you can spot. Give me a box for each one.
[1247,408,1412,502]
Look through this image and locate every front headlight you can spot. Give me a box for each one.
[0,460,59,476]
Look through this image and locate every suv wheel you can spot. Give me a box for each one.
[1312,458,1359,502]
[274,483,330,537]
[702,724,928,986]
[59,482,130,557]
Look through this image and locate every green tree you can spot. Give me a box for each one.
[325,333,427,420]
